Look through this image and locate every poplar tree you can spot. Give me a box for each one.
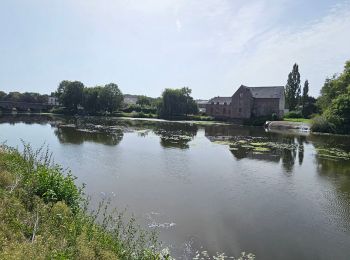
[285,63,301,110]
[302,80,309,108]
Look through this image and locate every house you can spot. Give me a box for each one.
[206,85,285,119]
[123,94,138,105]
[206,96,232,118]
[195,99,209,113]
[48,96,60,106]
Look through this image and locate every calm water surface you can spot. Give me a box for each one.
[1,114,350,259]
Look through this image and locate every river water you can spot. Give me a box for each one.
[1,114,350,259]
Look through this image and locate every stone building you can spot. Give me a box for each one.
[206,85,285,119]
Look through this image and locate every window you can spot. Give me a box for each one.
[223,108,226,114]
[239,108,242,113]
[239,93,243,98]
[211,107,214,114]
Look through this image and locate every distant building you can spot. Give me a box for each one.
[206,85,285,119]
[48,96,59,106]
[195,99,209,113]
[123,94,138,105]
[206,97,232,118]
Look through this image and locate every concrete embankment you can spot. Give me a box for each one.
[265,121,311,134]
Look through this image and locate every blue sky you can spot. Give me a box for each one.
[0,0,349,99]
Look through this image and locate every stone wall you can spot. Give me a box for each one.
[230,86,252,119]
[206,103,231,118]
[252,98,280,117]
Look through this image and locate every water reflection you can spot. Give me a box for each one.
[204,125,310,172]
[54,126,123,146]
[0,113,60,125]
[154,123,198,149]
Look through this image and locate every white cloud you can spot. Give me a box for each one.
[222,2,350,97]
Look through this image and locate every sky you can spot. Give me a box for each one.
[0,0,349,99]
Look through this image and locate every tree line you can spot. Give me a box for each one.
[0,91,48,104]
[285,59,350,134]
[53,80,198,118]
[55,81,123,114]
[284,63,317,118]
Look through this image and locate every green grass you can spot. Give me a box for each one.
[0,144,170,260]
[283,118,312,124]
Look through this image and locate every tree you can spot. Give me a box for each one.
[57,81,84,111]
[315,59,350,133]
[83,87,101,113]
[317,60,350,112]
[302,80,309,107]
[99,83,123,112]
[324,93,350,134]
[0,91,6,101]
[5,92,22,102]
[158,87,198,118]
[285,63,301,111]
[136,95,152,107]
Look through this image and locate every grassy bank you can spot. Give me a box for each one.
[283,118,312,124]
[0,144,170,260]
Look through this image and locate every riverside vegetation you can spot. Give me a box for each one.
[0,143,169,260]
[0,143,255,260]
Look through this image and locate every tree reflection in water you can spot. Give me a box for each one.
[154,123,198,149]
[54,126,123,146]
[204,124,311,172]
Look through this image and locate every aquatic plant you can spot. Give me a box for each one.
[193,251,255,260]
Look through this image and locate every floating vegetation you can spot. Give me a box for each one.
[253,147,270,152]
[193,251,255,260]
[250,142,268,146]
[316,147,350,160]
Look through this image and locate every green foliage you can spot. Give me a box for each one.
[158,87,198,118]
[0,91,48,104]
[310,115,336,133]
[302,80,309,106]
[57,81,85,112]
[301,96,318,118]
[0,91,6,101]
[323,93,350,134]
[285,63,301,111]
[317,60,350,112]
[122,104,157,114]
[99,83,124,112]
[284,110,303,118]
[83,86,101,113]
[55,81,123,115]
[137,96,152,107]
[315,60,350,134]
[0,145,168,259]
[283,118,312,123]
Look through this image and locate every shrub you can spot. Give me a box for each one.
[323,93,350,134]
[284,110,303,118]
[0,144,169,259]
[310,115,336,133]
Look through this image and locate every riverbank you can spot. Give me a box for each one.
[265,120,311,133]
[0,145,169,260]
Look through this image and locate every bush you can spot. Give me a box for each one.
[0,144,168,259]
[310,115,336,133]
[284,110,303,118]
[323,93,350,134]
